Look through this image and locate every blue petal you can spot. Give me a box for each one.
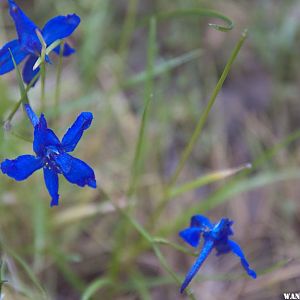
[33,114,61,157]
[1,155,43,181]
[52,152,72,174]
[62,112,93,152]
[53,42,75,57]
[24,103,39,127]
[228,240,257,279]
[180,239,214,293]
[22,55,40,85]
[43,167,59,207]
[190,215,213,229]
[8,0,41,55]
[41,14,80,47]
[212,218,234,240]
[54,153,96,188]
[0,39,28,75]
[179,227,202,248]
[214,239,231,255]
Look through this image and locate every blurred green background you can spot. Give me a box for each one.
[0,0,300,299]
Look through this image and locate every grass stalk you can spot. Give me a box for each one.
[168,29,248,187]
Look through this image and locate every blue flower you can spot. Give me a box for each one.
[1,104,97,207]
[0,0,80,84]
[179,215,256,293]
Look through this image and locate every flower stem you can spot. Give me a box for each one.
[115,204,197,300]
[54,41,64,118]
[35,29,47,112]
[4,70,41,124]
[40,62,46,112]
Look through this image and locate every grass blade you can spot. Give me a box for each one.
[123,49,202,88]
[127,17,157,197]
[168,30,248,187]
[168,163,252,199]
[140,8,234,32]
[81,278,112,300]
[164,168,300,234]
[8,49,29,104]
[3,247,47,299]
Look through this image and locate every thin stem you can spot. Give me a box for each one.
[114,204,196,300]
[147,30,248,227]
[54,41,64,118]
[107,18,156,287]
[168,30,248,187]
[127,17,156,197]
[40,62,46,111]
[35,29,47,112]
[4,70,41,124]
[153,237,197,257]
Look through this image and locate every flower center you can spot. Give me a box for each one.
[43,146,63,173]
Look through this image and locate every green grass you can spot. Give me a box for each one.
[0,1,299,299]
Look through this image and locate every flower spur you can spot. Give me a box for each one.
[1,104,97,207]
[179,215,256,293]
[0,0,80,84]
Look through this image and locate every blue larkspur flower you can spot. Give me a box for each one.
[179,215,256,293]
[0,0,80,84]
[1,104,97,207]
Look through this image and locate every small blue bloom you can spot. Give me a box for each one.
[1,104,97,207]
[0,0,80,84]
[179,215,256,293]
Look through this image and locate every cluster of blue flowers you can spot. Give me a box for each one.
[0,0,96,207]
[0,0,256,294]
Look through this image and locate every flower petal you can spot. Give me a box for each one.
[1,155,43,181]
[43,167,59,207]
[41,14,80,47]
[0,39,27,75]
[228,240,257,279]
[54,153,96,188]
[190,215,213,229]
[213,218,234,239]
[179,227,202,248]
[22,55,40,85]
[33,114,61,157]
[62,112,93,152]
[214,239,231,255]
[53,42,75,57]
[8,0,41,55]
[24,103,39,127]
[180,240,214,293]
[53,152,72,174]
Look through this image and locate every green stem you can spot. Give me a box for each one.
[127,17,156,197]
[153,237,197,257]
[35,29,47,112]
[107,18,156,288]
[146,30,248,229]
[168,29,248,187]
[4,70,41,124]
[115,205,196,300]
[54,41,64,118]
[40,62,46,111]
